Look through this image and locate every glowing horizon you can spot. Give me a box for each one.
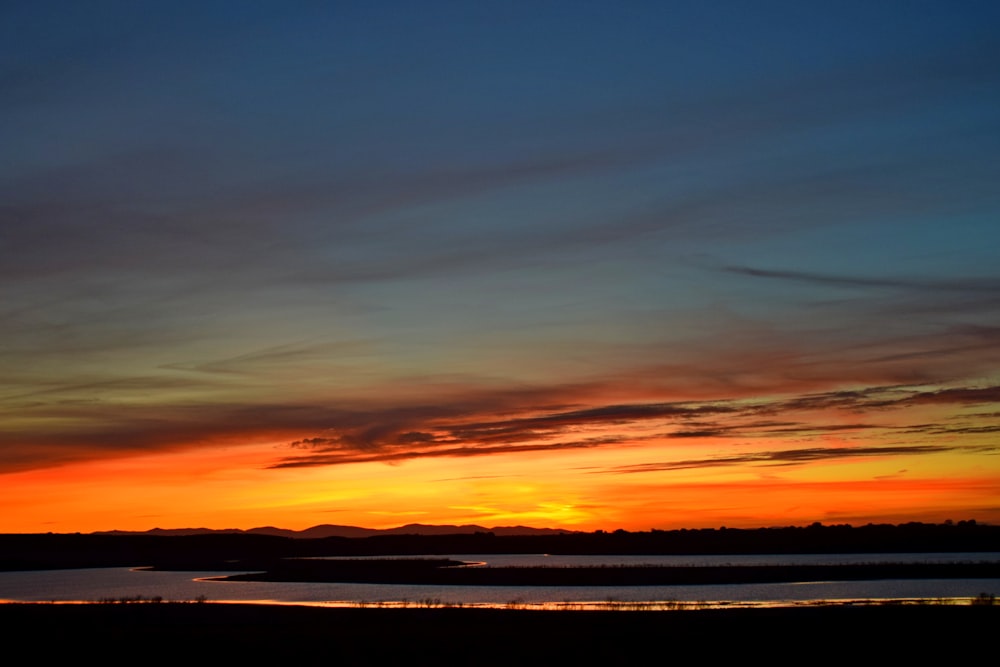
[5,378,998,534]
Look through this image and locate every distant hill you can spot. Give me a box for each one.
[93,523,577,538]
[5,521,998,572]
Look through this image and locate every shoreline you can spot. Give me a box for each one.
[5,594,993,611]
[209,558,1000,586]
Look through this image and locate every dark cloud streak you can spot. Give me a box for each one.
[608,444,973,475]
[726,266,1000,294]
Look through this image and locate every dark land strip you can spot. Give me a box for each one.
[3,521,1000,573]
[211,557,1000,586]
[1,602,996,663]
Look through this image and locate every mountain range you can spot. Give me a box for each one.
[94,523,578,539]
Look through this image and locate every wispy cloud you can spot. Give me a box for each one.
[725,266,1000,294]
[5,367,998,473]
[265,383,1000,469]
[607,444,982,475]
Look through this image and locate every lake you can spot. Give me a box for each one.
[2,552,998,609]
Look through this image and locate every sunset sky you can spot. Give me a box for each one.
[2,1,999,534]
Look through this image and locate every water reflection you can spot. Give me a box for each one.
[1,552,998,610]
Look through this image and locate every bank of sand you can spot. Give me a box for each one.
[2,602,996,662]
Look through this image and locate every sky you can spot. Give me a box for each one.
[2,1,999,534]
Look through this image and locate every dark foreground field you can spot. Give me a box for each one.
[2,602,996,663]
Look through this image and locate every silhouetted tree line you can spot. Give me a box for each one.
[1,520,997,571]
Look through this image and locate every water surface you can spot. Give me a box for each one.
[2,553,997,609]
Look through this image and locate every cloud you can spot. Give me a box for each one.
[761,385,1000,418]
[666,422,882,439]
[724,266,1000,294]
[4,290,999,478]
[905,386,1000,406]
[269,438,620,470]
[162,341,374,376]
[274,399,723,465]
[265,382,1000,470]
[608,444,974,475]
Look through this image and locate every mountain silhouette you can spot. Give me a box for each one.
[94,523,577,538]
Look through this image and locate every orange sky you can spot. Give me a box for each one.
[4,381,998,533]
